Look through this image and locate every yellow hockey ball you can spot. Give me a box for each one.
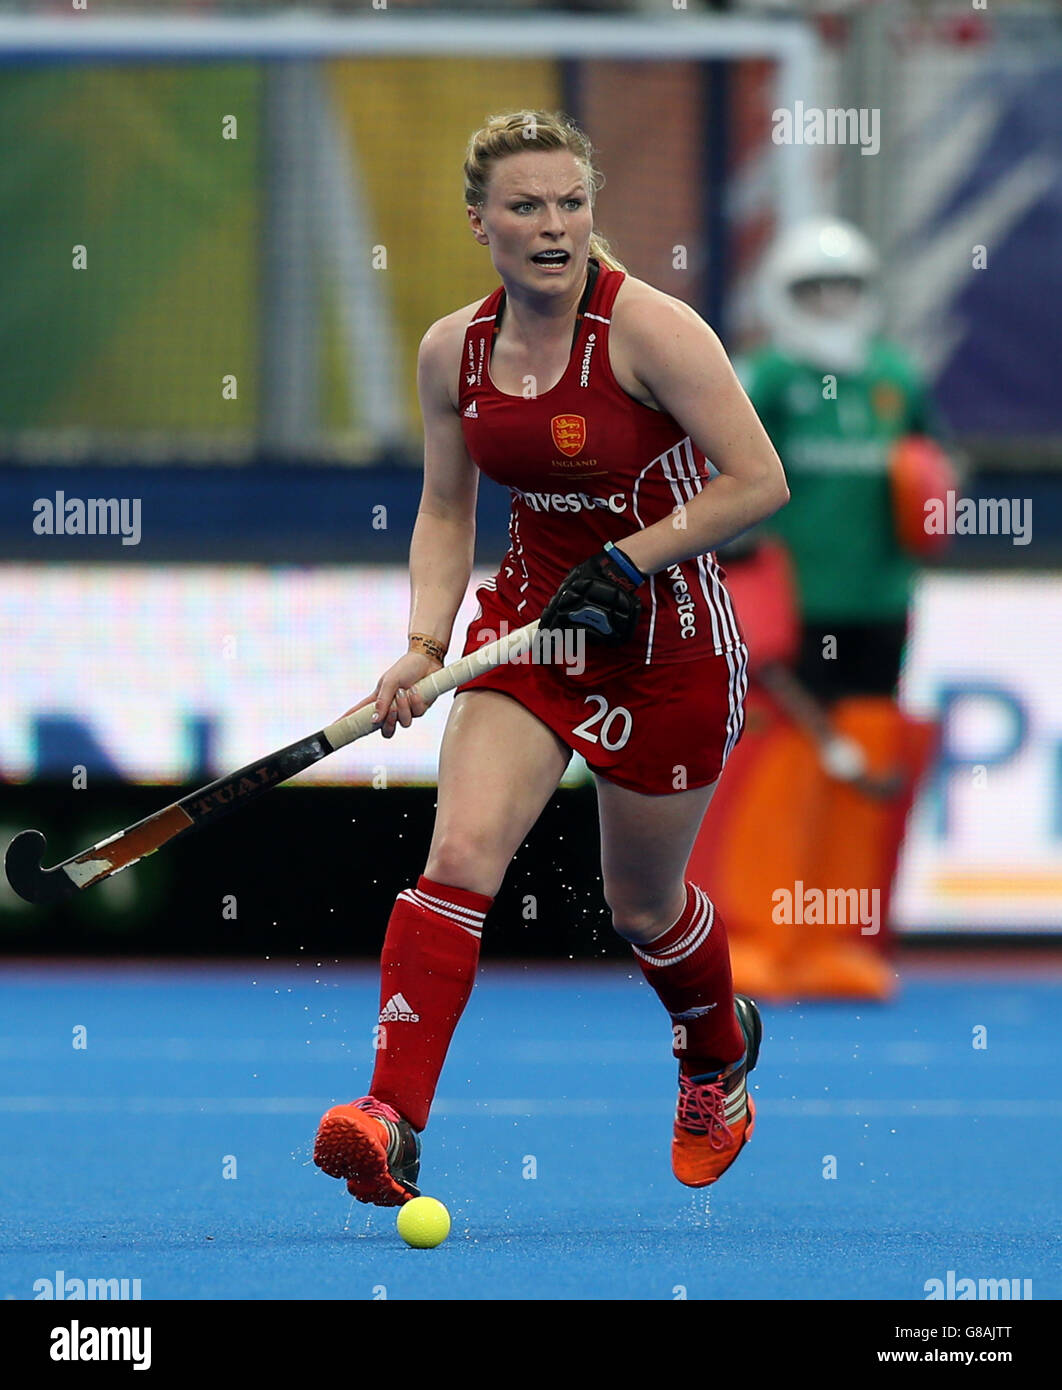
[396,1196,451,1249]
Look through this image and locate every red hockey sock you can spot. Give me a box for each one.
[369,875,492,1131]
[632,882,745,1074]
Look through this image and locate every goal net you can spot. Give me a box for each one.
[0,11,816,465]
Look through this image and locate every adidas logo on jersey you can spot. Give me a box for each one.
[380,993,420,1023]
[463,400,478,418]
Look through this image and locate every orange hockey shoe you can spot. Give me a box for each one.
[672,994,762,1188]
[314,1096,421,1207]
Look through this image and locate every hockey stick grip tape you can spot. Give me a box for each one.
[322,620,541,753]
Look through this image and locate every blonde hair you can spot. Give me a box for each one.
[463,109,625,272]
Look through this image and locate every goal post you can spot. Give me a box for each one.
[0,11,821,465]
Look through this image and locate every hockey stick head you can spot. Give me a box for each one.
[4,830,79,905]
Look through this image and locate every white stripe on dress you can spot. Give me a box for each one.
[508,495,531,613]
[630,454,662,665]
[667,444,743,651]
[661,450,725,653]
[720,641,748,767]
[681,448,743,649]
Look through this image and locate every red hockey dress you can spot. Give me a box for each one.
[457,258,748,794]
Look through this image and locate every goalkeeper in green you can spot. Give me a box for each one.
[722,217,946,997]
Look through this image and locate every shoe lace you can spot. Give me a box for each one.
[676,1075,733,1151]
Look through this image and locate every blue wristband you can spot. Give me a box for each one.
[604,541,646,587]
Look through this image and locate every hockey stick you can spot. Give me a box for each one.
[5,620,540,905]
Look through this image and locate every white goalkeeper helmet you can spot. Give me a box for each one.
[758,217,881,373]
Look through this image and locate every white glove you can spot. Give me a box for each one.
[820,733,868,782]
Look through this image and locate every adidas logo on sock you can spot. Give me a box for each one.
[670,1002,718,1021]
[379,992,420,1023]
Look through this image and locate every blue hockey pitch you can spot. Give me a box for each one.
[1,959,1057,1301]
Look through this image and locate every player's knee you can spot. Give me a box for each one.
[605,893,675,946]
[424,833,502,899]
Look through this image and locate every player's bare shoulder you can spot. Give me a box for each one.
[610,273,727,410]
[609,274,715,410]
[612,273,713,348]
[418,299,487,414]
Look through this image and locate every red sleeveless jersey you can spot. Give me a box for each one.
[458,258,743,665]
